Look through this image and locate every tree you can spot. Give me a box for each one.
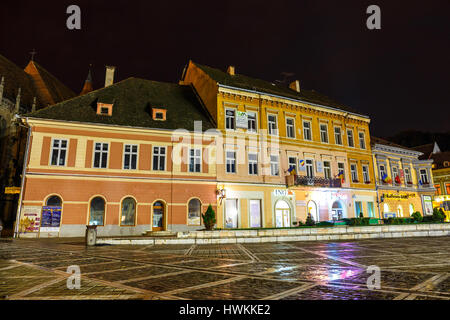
[202,204,216,231]
[412,211,422,222]
[305,213,315,226]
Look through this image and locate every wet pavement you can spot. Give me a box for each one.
[0,237,449,300]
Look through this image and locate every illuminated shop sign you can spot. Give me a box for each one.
[236,111,248,128]
[434,195,450,202]
[383,193,416,200]
[273,189,294,197]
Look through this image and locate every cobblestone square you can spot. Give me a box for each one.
[0,237,449,300]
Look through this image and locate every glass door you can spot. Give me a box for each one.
[249,200,262,228]
[152,201,164,231]
[225,199,238,228]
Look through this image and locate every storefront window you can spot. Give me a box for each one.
[307,200,318,222]
[249,200,262,228]
[367,202,375,218]
[409,204,414,215]
[121,197,136,226]
[275,200,290,227]
[331,201,344,220]
[89,197,105,226]
[355,201,362,217]
[397,205,403,217]
[188,199,201,226]
[225,199,238,228]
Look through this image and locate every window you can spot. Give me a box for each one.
[249,199,262,228]
[226,151,236,173]
[338,162,345,181]
[286,117,295,138]
[270,155,279,176]
[446,184,450,195]
[303,121,312,141]
[120,197,136,226]
[155,112,164,119]
[189,148,201,173]
[359,132,366,149]
[362,165,370,183]
[152,108,166,121]
[320,124,328,143]
[323,161,331,179]
[334,127,342,145]
[409,204,415,215]
[355,201,363,217]
[288,156,297,174]
[347,129,354,147]
[46,195,62,207]
[225,199,239,228]
[187,198,201,226]
[306,159,314,178]
[368,202,375,217]
[392,166,399,183]
[100,107,109,115]
[247,111,257,132]
[350,164,358,182]
[379,164,387,181]
[268,114,278,135]
[248,153,258,175]
[50,139,68,166]
[404,168,412,184]
[419,169,429,184]
[123,144,138,170]
[152,146,166,171]
[89,197,105,226]
[93,142,108,168]
[435,185,441,195]
[225,109,235,129]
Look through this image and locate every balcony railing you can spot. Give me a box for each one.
[377,179,433,189]
[289,175,342,188]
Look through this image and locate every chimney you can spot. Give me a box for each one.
[104,66,116,87]
[289,80,300,93]
[227,65,235,76]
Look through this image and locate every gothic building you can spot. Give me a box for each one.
[0,53,75,235]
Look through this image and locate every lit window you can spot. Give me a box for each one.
[320,124,328,143]
[226,151,236,173]
[248,153,258,175]
[286,118,295,138]
[93,142,108,168]
[268,115,278,135]
[153,146,166,171]
[303,121,312,141]
[50,139,68,166]
[270,155,279,176]
[89,197,105,226]
[123,144,138,170]
[187,198,201,226]
[121,197,136,226]
[189,148,201,173]
[334,127,342,145]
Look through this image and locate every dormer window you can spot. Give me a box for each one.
[152,108,166,121]
[96,103,113,116]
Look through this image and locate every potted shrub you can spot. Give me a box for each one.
[432,207,445,223]
[305,213,315,226]
[412,211,422,223]
[202,204,217,231]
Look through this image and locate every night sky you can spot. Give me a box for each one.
[1,0,449,137]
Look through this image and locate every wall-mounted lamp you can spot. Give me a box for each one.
[217,188,226,204]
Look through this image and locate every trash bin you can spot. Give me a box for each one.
[85,225,97,246]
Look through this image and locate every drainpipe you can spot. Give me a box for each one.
[14,117,31,238]
[372,153,382,220]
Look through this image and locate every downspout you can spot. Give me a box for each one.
[14,117,31,238]
[372,153,382,220]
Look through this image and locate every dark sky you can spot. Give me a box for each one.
[1,0,449,137]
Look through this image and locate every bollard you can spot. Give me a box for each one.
[85,225,97,246]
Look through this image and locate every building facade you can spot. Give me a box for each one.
[182,61,377,228]
[17,77,219,238]
[371,137,435,218]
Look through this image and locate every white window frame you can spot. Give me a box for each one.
[359,132,366,149]
[350,163,358,182]
[404,168,412,184]
[123,144,138,170]
[303,120,312,141]
[288,156,297,173]
[286,117,295,138]
[267,114,278,136]
[347,129,354,148]
[338,162,345,180]
[420,169,429,184]
[93,142,109,169]
[323,161,331,179]
[152,146,166,171]
[320,123,329,143]
[50,138,68,166]
[226,151,236,174]
[247,111,257,133]
[362,165,370,183]
[306,159,314,178]
[270,154,279,176]
[248,152,258,175]
[334,127,342,145]
[189,148,202,173]
[225,107,236,130]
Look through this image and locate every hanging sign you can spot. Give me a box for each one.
[236,111,248,129]
[4,187,21,194]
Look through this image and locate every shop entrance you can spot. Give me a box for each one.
[152,201,165,231]
[331,201,345,220]
[275,200,291,228]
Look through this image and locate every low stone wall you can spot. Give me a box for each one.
[96,223,450,245]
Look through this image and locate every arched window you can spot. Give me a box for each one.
[331,201,345,220]
[409,204,414,215]
[121,197,136,226]
[307,200,319,222]
[397,205,403,217]
[383,203,389,213]
[46,195,62,207]
[275,200,291,227]
[187,198,201,226]
[89,197,105,226]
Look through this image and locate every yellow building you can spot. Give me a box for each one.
[182,61,377,228]
[371,137,435,218]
